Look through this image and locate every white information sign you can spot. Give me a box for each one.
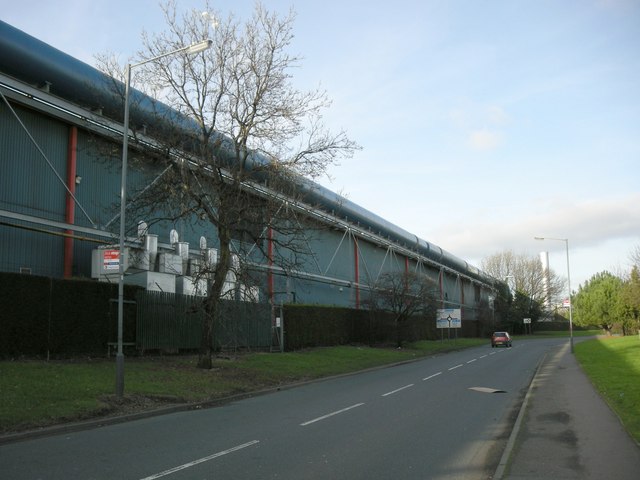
[437,308,461,329]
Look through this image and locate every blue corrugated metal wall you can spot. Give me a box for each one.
[0,102,68,276]
[0,95,492,315]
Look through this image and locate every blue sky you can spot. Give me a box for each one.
[3,0,639,289]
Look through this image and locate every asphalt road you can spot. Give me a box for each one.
[0,338,566,479]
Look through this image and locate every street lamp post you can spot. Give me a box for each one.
[116,38,212,397]
[504,274,515,295]
[534,236,574,353]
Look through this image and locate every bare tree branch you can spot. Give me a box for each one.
[95,0,360,368]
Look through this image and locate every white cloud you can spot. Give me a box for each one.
[447,103,509,151]
[423,192,640,286]
[468,129,504,150]
[434,192,640,255]
[487,105,509,125]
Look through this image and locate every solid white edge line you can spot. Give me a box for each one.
[139,440,260,480]
[448,364,463,371]
[423,372,443,381]
[382,384,415,397]
[300,403,365,426]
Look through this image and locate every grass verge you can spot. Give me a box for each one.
[0,339,485,433]
[575,335,640,443]
[518,329,602,339]
[8,334,635,441]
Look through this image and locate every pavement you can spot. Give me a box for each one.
[495,341,640,479]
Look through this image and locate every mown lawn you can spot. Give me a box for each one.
[575,335,640,443]
[515,329,602,339]
[0,339,485,433]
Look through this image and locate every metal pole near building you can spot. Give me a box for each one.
[116,39,212,397]
[534,236,574,353]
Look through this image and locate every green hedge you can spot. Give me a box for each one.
[282,305,445,350]
[1,272,487,356]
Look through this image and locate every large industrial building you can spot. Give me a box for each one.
[0,20,500,319]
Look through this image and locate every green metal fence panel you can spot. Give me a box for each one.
[136,291,272,351]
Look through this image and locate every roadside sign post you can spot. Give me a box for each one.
[437,309,462,343]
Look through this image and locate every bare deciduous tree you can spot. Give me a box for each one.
[367,271,439,348]
[630,244,640,269]
[481,250,564,309]
[97,1,359,368]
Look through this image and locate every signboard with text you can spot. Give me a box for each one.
[103,249,120,270]
[437,308,461,329]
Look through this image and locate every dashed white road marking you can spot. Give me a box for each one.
[300,403,365,426]
[382,384,415,397]
[139,440,260,480]
[141,343,525,479]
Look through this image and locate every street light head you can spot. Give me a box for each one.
[535,236,568,242]
[185,39,213,55]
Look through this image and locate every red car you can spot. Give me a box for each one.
[491,331,512,348]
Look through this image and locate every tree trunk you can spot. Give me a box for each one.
[396,316,403,348]
[197,302,216,369]
[197,228,232,369]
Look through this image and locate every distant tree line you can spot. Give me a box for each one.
[481,245,640,335]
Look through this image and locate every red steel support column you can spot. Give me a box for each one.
[354,237,360,309]
[460,275,464,319]
[64,126,78,278]
[439,268,444,308]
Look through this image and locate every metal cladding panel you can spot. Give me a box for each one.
[0,102,68,221]
[0,223,64,276]
[287,276,354,307]
[74,130,121,230]
[305,227,354,280]
[441,274,461,305]
[357,240,404,283]
[294,177,485,280]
